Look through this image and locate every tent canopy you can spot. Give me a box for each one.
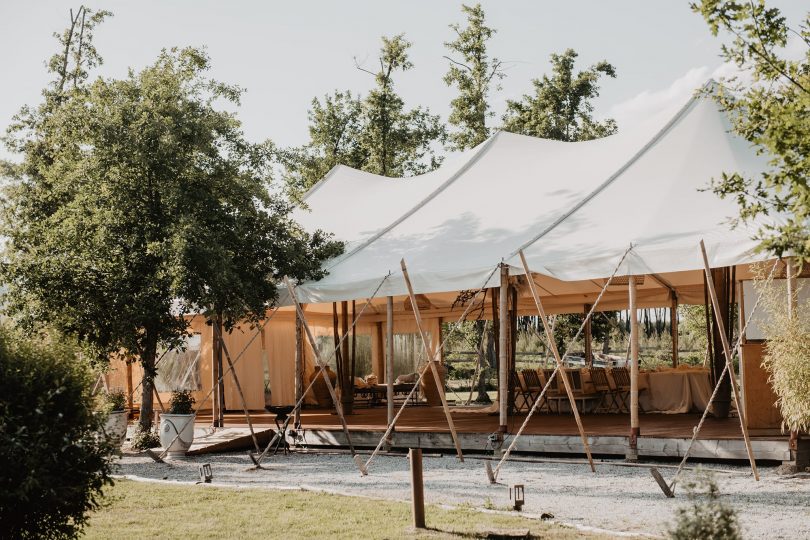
[288,83,777,308]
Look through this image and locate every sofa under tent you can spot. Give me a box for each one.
[106,83,802,464]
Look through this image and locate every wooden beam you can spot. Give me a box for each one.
[386,296,395,428]
[213,325,261,453]
[628,275,640,461]
[670,291,679,368]
[700,241,759,480]
[284,278,359,462]
[518,252,596,472]
[400,259,464,461]
[294,313,303,427]
[584,304,593,367]
[786,257,798,319]
[499,265,509,431]
[650,273,676,293]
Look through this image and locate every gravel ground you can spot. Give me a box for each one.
[114,450,810,538]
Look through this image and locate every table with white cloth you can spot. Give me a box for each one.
[638,367,712,414]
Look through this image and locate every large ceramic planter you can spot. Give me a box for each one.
[103,410,128,446]
[159,413,196,459]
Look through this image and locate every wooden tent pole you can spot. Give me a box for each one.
[670,291,679,368]
[386,296,395,428]
[211,323,219,428]
[498,264,509,431]
[283,278,359,461]
[584,304,593,368]
[628,275,640,461]
[126,359,134,410]
[294,313,303,427]
[400,259,464,461]
[700,240,759,480]
[518,251,596,471]
[213,324,261,453]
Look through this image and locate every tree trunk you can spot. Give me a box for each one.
[138,328,159,432]
[710,267,732,418]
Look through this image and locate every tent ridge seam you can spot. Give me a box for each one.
[322,132,502,272]
[506,89,704,261]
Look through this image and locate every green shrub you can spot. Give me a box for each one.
[168,389,195,415]
[0,329,115,539]
[130,426,161,450]
[99,389,127,413]
[668,471,741,540]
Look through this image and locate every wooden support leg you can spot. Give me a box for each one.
[498,264,509,431]
[284,278,361,469]
[700,240,759,480]
[386,296,395,437]
[213,325,261,454]
[400,259,464,461]
[628,275,640,462]
[518,251,596,472]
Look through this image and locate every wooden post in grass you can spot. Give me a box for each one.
[627,275,640,462]
[409,448,426,529]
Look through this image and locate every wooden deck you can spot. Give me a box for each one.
[188,407,790,461]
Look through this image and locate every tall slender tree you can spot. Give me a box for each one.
[355,34,446,177]
[281,90,366,200]
[443,3,504,150]
[502,48,617,141]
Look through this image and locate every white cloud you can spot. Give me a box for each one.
[607,62,750,130]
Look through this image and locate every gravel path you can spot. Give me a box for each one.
[114,450,810,538]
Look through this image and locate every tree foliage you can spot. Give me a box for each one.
[2,12,342,432]
[443,3,504,150]
[0,327,115,540]
[280,90,365,199]
[693,0,810,260]
[502,48,617,141]
[284,35,445,196]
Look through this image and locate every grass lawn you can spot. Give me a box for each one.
[85,479,615,539]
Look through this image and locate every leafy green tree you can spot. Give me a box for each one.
[2,14,342,433]
[502,48,617,141]
[692,0,810,260]
[443,3,504,150]
[281,90,366,199]
[0,327,115,540]
[355,34,446,177]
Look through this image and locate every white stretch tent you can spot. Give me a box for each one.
[289,83,777,304]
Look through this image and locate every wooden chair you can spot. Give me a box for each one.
[540,368,565,413]
[565,369,599,413]
[609,367,631,413]
[522,369,547,412]
[514,371,533,412]
[588,367,619,413]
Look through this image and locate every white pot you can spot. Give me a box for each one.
[159,413,196,459]
[103,410,128,446]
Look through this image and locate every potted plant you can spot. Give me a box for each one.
[159,390,196,459]
[100,389,128,446]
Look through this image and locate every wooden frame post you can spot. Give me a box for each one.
[386,296,395,428]
[518,251,596,471]
[498,264,509,432]
[670,291,679,368]
[126,359,134,411]
[212,324,261,453]
[211,323,220,428]
[700,241,759,479]
[400,259,464,461]
[283,278,360,464]
[628,275,640,461]
[294,311,303,427]
[584,304,593,367]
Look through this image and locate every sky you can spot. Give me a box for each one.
[0,0,806,162]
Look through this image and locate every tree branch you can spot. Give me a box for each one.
[443,55,472,72]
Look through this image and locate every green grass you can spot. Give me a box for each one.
[85,479,615,539]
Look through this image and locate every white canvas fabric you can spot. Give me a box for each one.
[285,83,777,305]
